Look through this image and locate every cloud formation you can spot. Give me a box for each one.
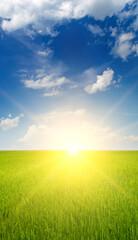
[18,109,89,149]
[43,90,61,97]
[37,48,53,57]
[111,32,138,60]
[17,109,138,150]
[88,24,104,36]
[0,0,134,32]
[84,68,114,94]
[0,114,24,131]
[22,73,69,96]
[132,16,138,30]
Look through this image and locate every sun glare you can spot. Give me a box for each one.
[69,147,79,155]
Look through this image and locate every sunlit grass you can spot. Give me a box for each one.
[0,151,137,240]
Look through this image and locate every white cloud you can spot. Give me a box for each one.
[83,68,97,82]
[88,24,104,36]
[110,27,117,37]
[22,73,69,96]
[123,135,138,141]
[84,68,114,94]
[0,114,24,131]
[17,109,138,150]
[111,32,138,60]
[0,0,134,33]
[18,109,90,149]
[43,89,61,96]
[37,48,53,57]
[23,75,67,89]
[132,16,138,31]
[119,32,134,42]
[17,109,110,149]
[132,43,138,55]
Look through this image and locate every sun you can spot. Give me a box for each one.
[69,147,79,155]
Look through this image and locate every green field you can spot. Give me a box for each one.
[0,151,137,240]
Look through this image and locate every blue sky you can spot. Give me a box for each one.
[0,0,138,150]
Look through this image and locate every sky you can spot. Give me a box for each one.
[0,0,138,150]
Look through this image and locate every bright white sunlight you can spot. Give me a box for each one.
[69,146,79,155]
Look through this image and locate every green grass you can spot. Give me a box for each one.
[0,151,137,240]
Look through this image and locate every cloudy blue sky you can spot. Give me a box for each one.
[0,0,138,150]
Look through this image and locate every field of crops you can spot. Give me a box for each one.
[0,151,137,240]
